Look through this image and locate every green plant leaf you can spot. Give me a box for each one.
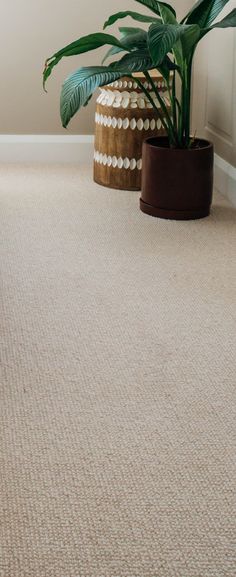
[44,33,125,89]
[43,55,61,88]
[102,27,148,64]
[156,1,177,24]
[184,0,230,27]
[181,24,201,59]
[200,8,236,38]
[210,8,236,29]
[155,3,184,68]
[157,55,179,83]
[156,5,201,65]
[119,27,148,46]
[102,45,125,64]
[135,0,176,17]
[104,10,159,29]
[148,23,183,65]
[102,27,148,63]
[60,67,123,127]
[110,48,153,72]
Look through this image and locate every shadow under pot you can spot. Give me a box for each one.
[140,137,214,220]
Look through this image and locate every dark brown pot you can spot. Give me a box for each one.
[140,136,214,220]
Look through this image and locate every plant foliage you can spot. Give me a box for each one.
[43,0,236,147]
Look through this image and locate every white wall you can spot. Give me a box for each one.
[192,0,236,169]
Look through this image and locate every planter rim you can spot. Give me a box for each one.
[144,136,213,152]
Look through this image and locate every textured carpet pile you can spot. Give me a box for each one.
[0,164,236,577]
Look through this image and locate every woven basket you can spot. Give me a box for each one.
[93,74,169,191]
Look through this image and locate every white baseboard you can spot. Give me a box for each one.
[0,135,94,163]
[0,136,235,208]
[214,153,236,208]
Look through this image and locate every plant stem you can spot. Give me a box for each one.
[170,70,177,136]
[144,71,177,145]
[185,58,193,147]
[178,57,193,148]
[134,77,169,135]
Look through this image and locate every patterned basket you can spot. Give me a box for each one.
[93,74,169,191]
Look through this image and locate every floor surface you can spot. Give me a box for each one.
[1,165,236,577]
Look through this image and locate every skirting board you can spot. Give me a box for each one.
[0,136,235,207]
[0,135,94,163]
[214,153,236,208]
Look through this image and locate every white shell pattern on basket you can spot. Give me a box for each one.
[96,87,170,110]
[95,114,163,131]
[94,151,143,171]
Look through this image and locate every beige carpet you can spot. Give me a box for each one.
[0,164,236,577]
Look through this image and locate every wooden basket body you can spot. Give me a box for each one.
[93,75,169,191]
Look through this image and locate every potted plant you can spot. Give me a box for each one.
[44,0,236,220]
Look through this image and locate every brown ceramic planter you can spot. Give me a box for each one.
[140,136,214,220]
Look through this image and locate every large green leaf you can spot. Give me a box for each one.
[102,45,125,65]
[184,0,230,27]
[181,24,201,58]
[210,8,236,29]
[102,27,148,64]
[200,8,236,38]
[157,5,201,64]
[155,3,184,68]
[135,0,176,17]
[44,33,125,89]
[148,23,183,65]
[157,1,176,24]
[104,10,159,29]
[119,27,148,46]
[110,48,153,72]
[60,67,123,127]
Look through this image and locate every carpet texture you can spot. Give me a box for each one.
[0,164,236,577]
